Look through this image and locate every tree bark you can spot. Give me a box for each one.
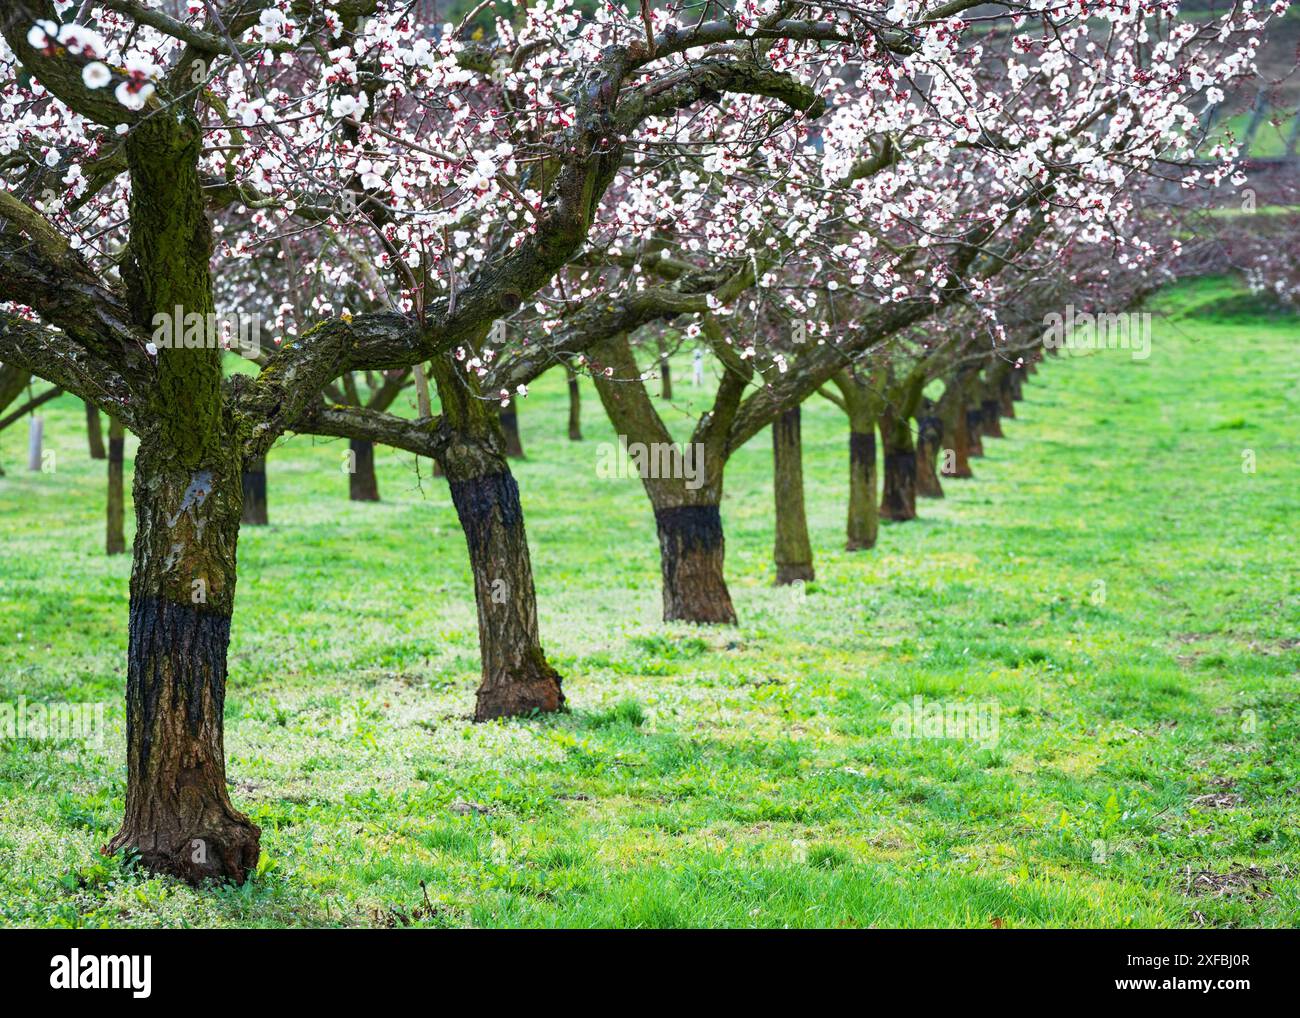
[566,363,582,441]
[86,400,106,460]
[846,428,878,549]
[104,443,260,884]
[432,360,563,721]
[240,455,268,525]
[348,437,380,501]
[879,406,917,521]
[966,406,985,458]
[589,332,739,625]
[102,110,258,885]
[499,397,525,459]
[107,416,126,555]
[27,414,42,471]
[658,340,673,400]
[980,369,1005,439]
[999,369,1016,418]
[827,368,882,551]
[655,503,736,623]
[771,406,814,584]
[915,404,945,498]
[939,384,974,479]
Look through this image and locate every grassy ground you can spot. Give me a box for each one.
[0,277,1296,928]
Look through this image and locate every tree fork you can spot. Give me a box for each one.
[431,358,562,720]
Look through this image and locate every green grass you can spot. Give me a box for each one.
[0,276,1297,928]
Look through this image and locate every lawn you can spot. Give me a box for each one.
[0,277,1296,928]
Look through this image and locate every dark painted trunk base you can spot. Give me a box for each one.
[772,407,814,586]
[107,431,126,555]
[106,596,260,885]
[447,469,564,721]
[847,429,878,550]
[349,438,380,501]
[916,415,944,498]
[880,451,917,521]
[241,461,268,525]
[655,504,737,624]
[981,400,1004,438]
[966,409,985,457]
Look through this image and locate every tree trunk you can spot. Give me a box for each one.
[846,428,878,550]
[500,398,525,459]
[771,407,814,584]
[981,397,1004,438]
[107,417,126,555]
[588,332,739,625]
[86,401,106,460]
[566,364,582,441]
[240,455,268,525]
[915,409,944,498]
[659,342,673,400]
[939,391,973,479]
[966,407,985,458]
[879,409,917,521]
[104,443,260,884]
[27,415,43,471]
[348,438,380,501]
[655,503,737,624]
[1010,367,1025,402]
[432,361,562,721]
[999,374,1016,419]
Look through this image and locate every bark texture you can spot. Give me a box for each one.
[86,400,106,459]
[589,331,744,625]
[771,406,814,584]
[981,397,1004,438]
[499,398,525,459]
[966,407,985,458]
[828,368,881,551]
[102,110,258,885]
[240,455,268,525]
[104,446,260,884]
[847,429,878,549]
[915,404,945,498]
[432,358,562,721]
[107,416,126,555]
[566,363,582,441]
[938,380,974,479]
[655,504,736,623]
[878,376,922,522]
[348,438,380,501]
